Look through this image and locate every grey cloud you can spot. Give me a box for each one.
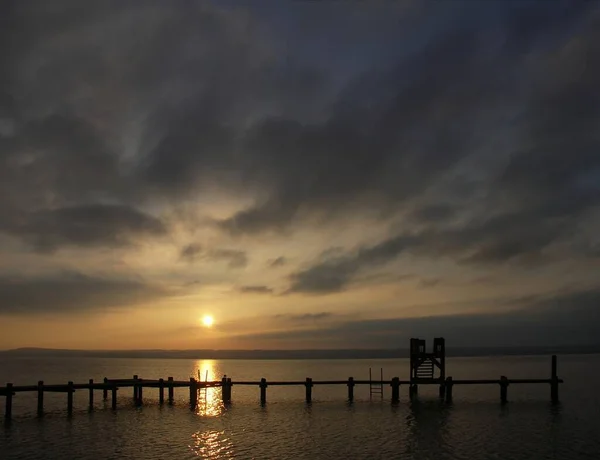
[418,278,442,289]
[208,249,248,269]
[180,243,202,262]
[234,287,600,348]
[3,204,166,252]
[239,285,273,294]
[0,271,167,315]
[0,1,598,267]
[268,256,287,268]
[287,235,419,294]
[274,312,333,322]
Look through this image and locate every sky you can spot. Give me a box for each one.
[0,0,599,351]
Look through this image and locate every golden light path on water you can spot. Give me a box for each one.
[189,360,234,457]
[193,359,225,418]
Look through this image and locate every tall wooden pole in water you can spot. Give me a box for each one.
[189,377,198,409]
[133,375,138,403]
[305,378,313,403]
[88,379,94,411]
[37,381,44,416]
[168,377,174,404]
[5,383,12,421]
[347,377,355,402]
[159,378,165,405]
[260,378,267,405]
[500,376,508,404]
[67,381,74,415]
[551,355,559,403]
[103,377,108,400]
[391,377,400,403]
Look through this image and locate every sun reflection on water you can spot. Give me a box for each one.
[194,360,225,417]
[189,430,234,458]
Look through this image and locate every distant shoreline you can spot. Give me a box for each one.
[1,345,599,360]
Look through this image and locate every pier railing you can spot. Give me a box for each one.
[1,355,563,421]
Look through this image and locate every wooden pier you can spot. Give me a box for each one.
[0,354,563,421]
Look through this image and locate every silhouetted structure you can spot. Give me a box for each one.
[0,341,563,422]
[409,337,446,398]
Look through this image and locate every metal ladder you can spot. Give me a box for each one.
[369,367,384,400]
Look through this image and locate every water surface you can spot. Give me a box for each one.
[1,355,599,459]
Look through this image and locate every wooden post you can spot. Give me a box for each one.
[410,384,418,399]
[137,378,143,406]
[221,376,227,402]
[260,378,267,405]
[168,377,174,405]
[500,376,508,404]
[347,377,355,402]
[305,378,313,403]
[445,377,453,402]
[159,378,165,405]
[226,378,232,403]
[189,378,198,409]
[133,375,138,403]
[551,355,559,403]
[88,379,94,411]
[5,383,12,421]
[37,381,44,416]
[111,385,117,410]
[391,377,400,403]
[103,377,108,400]
[67,381,74,415]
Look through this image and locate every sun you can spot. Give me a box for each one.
[201,315,214,328]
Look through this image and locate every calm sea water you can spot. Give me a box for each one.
[1,354,599,459]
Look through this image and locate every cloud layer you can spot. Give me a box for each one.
[0,1,598,348]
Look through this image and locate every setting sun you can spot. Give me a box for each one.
[201,315,214,328]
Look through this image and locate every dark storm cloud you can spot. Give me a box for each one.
[0,272,167,315]
[0,0,598,269]
[238,285,273,294]
[234,287,600,348]
[288,235,419,293]
[4,204,166,252]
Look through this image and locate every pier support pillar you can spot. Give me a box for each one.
[500,376,509,404]
[221,376,227,403]
[260,378,267,405]
[168,377,174,405]
[409,384,418,399]
[445,377,453,402]
[305,378,313,403]
[551,355,559,404]
[133,375,138,403]
[190,378,198,410]
[347,377,355,402]
[159,379,165,405]
[226,378,232,404]
[391,377,400,403]
[103,377,108,400]
[5,383,12,421]
[37,381,44,417]
[67,381,74,416]
[137,379,143,406]
[88,379,94,411]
